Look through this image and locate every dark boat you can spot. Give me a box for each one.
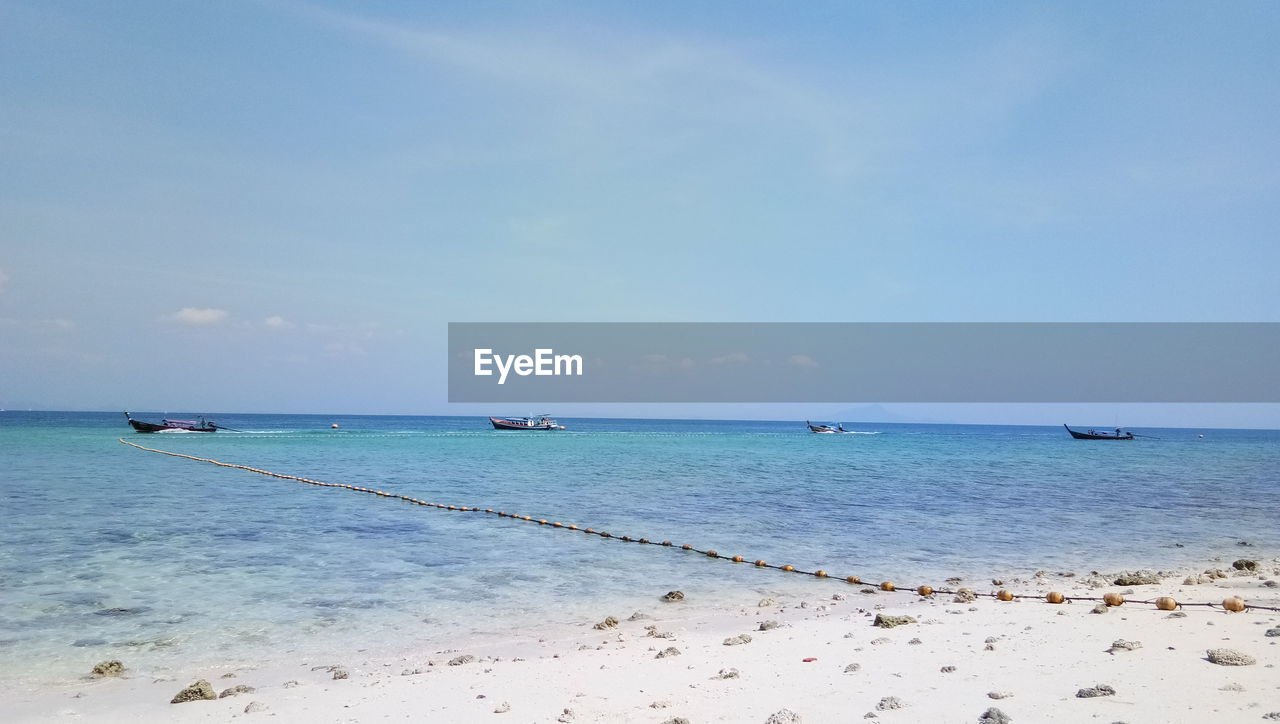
[489,415,563,431]
[125,411,219,433]
[1064,424,1133,440]
[807,420,848,434]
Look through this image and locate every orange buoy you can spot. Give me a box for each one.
[732,555,744,563]
[755,559,768,567]
[917,585,933,596]
[880,581,895,592]
[1046,592,1065,604]
[1103,592,1124,607]
[846,576,861,584]
[1155,596,1178,610]
[639,538,649,544]
[705,550,718,557]
[568,525,579,530]
[552,522,563,528]
[782,565,795,572]
[996,590,1014,601]
[1223,596,1246,612]
[681,544,692,550]
[661,540,672,546]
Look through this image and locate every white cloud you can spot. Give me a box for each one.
[787,354,819,369]
[263,315,295,330]
[165,307,229,326]
[708,352,750,366]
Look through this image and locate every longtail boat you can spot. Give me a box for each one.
[124,411,219,433]
[1064,424,1133,440]
[807,420,848,434]
[489,415,563,430]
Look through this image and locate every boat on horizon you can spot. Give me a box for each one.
[124,411,220,433]
[806,420,849,434]
[1064,424,1134,440]
[489,415,564,431]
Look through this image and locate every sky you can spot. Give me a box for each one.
[1,1,1278,426]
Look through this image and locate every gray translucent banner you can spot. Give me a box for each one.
[448,323,1280,402]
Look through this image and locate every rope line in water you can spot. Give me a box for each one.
[117,438,1280,614]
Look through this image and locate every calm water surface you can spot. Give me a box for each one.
[1,411,1276,683]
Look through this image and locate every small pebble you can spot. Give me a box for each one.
[875,696,905,710]
[1206,648,1256,666]
[1106,639,1142,654]
[1075,684,1116,698]
[764,709,802,724]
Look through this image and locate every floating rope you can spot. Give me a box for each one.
[118,438,1280,613]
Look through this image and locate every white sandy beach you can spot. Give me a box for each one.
[5,556,1279,723]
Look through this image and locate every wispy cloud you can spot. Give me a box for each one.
[263,315,295,330]
[0,316,75,332]
[164,307,229,326]
[286,2,880,175]
[787,354,819,370]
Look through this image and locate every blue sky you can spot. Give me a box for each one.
[1,1,1277,425]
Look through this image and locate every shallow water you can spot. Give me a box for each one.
[1,411,1276,683]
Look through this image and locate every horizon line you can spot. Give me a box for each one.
[4,409,1277,432]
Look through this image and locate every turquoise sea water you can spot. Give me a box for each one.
[1,411,1277,684]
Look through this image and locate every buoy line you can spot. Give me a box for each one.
[117,438,1279,613]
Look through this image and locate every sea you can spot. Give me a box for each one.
[1,411,1277,684]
